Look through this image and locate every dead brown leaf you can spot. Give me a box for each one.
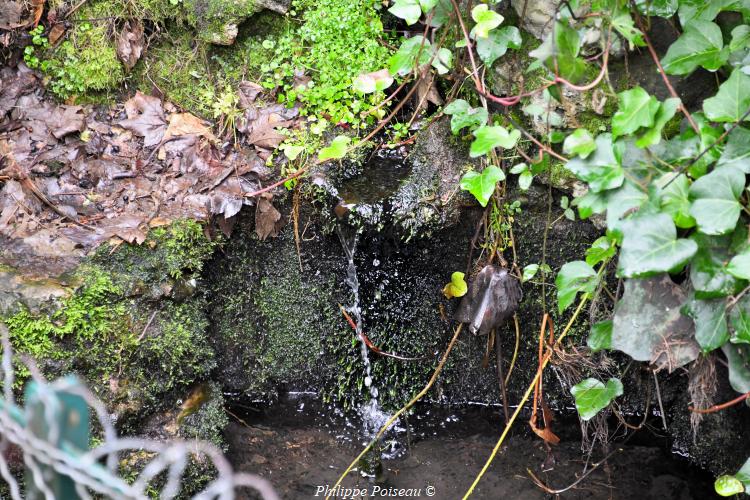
[238,81,263,109]
[119,92,166,147]
[116,20,144,71]
[48,23,66,46]
[163,113,216,142]
[255,196,282,240]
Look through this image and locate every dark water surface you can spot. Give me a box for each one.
[225,395,718,499]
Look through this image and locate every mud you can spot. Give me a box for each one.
[225,395,718,500]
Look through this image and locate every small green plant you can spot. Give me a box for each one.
[23,26,49,69]
[211,86,242,139]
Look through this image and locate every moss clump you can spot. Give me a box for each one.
[42,20,125,100]
[4,267,133,383]
[184,0,258,43]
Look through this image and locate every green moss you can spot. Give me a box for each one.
[4,267,132,383]
[41,19,125,100]
[184,0,258,43]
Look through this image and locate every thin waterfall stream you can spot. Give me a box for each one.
[336,224,392,443]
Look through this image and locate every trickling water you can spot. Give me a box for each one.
[336,224,392,439]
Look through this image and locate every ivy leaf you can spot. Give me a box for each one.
[388,0,422,25]
[611,87,660,139]
[689,166,744,235]
[470,4,503,39]
[565,134,624,192]
[573,190,608,219]
[431,47,453,74]
[318,135,350,160]
[563,128,596,158]
[617,212,698,277]
[661,20,727,75]
[684,294,729,353]
[678,0,744,25]
[690,233,741,298]
[522,264,540,282]
[715,476,745,496]
[611,11,645,48]
[717,127,750,173]
[570,378,623,421]
[389,36,431,76]
[555,261,598,314]
[729,295,750,344]
[459,165,505,207]
[442,271,468,298]
[635,98,680,148]
[476,26,521,66]
[352,69,394,94]
[588,319,613,352]
[418,0,437,13]
[634,0,678,17]
[659,174,696,228]
[703,69,750,122]
[722,343,750,393]
[443,99,488,135]
[518,170,533,191]
[469,125,521,157]
[611,276,700,367]
[529,21,586,83]
[605,181,649,228]
[585,235,616,266]
[730,24,750,52]
[425,0,452,27]
[728,249,750,280]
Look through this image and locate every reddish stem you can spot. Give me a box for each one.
[689,390,750,414]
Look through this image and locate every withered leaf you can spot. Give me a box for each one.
[119,92,166,147]
[116,20,144,71]
[238,81,263,109]
[255,196,282,240]
[163,112,216,142]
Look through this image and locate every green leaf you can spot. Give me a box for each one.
[522,264,540,282]
[689,166,744,235]
[476,26,521,66]
[388,0,422,25]
[605,181,649,228]
[659,174,696,228]
[570,378,623,421]
[723,343,750,393]
[460,165,505,207]
[703,69,750,122]
[635,0,678,17]
[470,4,503,39]
[729,249,750,280]
[730,24,750,52]
[729,295,750,344]
[509,163,527,175]
[442,271,468,298]
[736,456,750,489]
[469,125,521,157]
[611,11,645,48]
[690,233,741,298]
[418,0,437,13]
[661,20,727,75]
[563,128,596,158]
[443,99,488,134]
[715,475,744,496]
[432,47,453,74]
[555,261,598,314]
[573,190,608,219]
[389,36,431,76]
[612,87,660,139]
[717,127,750,173]
[318,135,350,160]
[518,170,533,191]
[352,69,394,94]
[635,98,680,148]
[585,235,616,266]
[529,22,586,83]
[683,294,729,353]
[565,134,624,192]
[611,276,700,366]
[617,212,698,277]
[678,0,743,25]
[588,320,613,352]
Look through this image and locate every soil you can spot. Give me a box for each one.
[225,395,719,500]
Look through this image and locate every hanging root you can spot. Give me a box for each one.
[687,354,717,438]
[463,298,590,499]
[327,323,463,500]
